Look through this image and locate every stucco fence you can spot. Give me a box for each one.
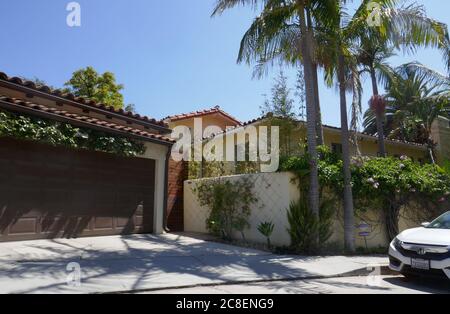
[184,172,422,249]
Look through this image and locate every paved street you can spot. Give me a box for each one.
[145,275,450,294]
[0,233,387,294]
[0,233,448,294]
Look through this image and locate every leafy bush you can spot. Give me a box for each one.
[194,177,257,241]
[281,148,450,242]
[281,146,338,252]
[442,159,450,176]
[0,110,146,157]
[280,145,343,191]
[352,156,450,240]
[287,197,334,254]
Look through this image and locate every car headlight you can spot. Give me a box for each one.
[393,237,403,250]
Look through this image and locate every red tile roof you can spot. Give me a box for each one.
[164,106,241,125]
[0,72,169,128]
[0,95,175,145]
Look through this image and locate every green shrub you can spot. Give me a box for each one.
[194,177,257,241]
[282,148,450,243]
[257,221,275,248]
[352,156,450,240]
[287,197,334,254]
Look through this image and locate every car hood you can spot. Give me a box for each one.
[398,227,450,246]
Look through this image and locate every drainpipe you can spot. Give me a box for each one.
[163,146,172,233]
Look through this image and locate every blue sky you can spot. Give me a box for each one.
[0,0,448,128]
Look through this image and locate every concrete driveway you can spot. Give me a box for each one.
[0,233,387,294]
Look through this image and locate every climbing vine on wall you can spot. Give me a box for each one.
[194,177,257,241]
[0,110,146,157]
[280,146,450,242]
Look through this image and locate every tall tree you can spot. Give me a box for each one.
[364,62,450,162]
[261,69,297,156]
[326,0,450,250]
[323,0,358,253]
[64,66,125,109]
[212,0,340,250]
[354,1,450,156]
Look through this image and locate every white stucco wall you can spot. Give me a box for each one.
[184,172,422,249]
[184,172,299,247]
[142,142,170,234]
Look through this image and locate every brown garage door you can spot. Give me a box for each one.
[0,137,155,242]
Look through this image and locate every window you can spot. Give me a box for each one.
[331,143,343,157]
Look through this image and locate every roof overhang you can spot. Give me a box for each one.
[0,96,174,147]
[0,74,172,134]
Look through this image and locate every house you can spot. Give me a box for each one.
[198,112,450,175]
[237,116,430,165]
[431,116,450,165]
[0,72,185,242]
[164,106,241,132]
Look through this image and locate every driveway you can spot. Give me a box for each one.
[0,233,387,294]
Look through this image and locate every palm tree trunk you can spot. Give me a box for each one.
[370,67,386,157]
[298,1,320,248]
[306,9,324,147]
[313,63,324,146]
[338,53,355,253]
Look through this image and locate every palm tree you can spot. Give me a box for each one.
[212,0,339,250]
[354,2,450,156]
[356,38,393,157]
[323,0,357,253]
[363,63,450,162]
[236,1,338,147]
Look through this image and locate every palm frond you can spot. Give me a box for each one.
[211,0,264,16]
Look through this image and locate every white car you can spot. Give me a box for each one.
[389,211,450,280]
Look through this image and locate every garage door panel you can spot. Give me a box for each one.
[0,138,155,242]
[116,217,135,228]
[93,217,114,230]
[9,218,37,235]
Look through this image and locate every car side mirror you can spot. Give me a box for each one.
[421,222,430,228]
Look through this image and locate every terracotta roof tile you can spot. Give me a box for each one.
[164,106,241,125]
[0,71,169,128]
[0,95,175,144]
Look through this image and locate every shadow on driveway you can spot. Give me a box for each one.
[0,233,353,294]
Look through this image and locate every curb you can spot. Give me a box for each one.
[101,264,392,294]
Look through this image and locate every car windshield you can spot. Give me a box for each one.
[427,212,450,229]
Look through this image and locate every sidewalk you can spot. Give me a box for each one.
[0,233,388,294]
